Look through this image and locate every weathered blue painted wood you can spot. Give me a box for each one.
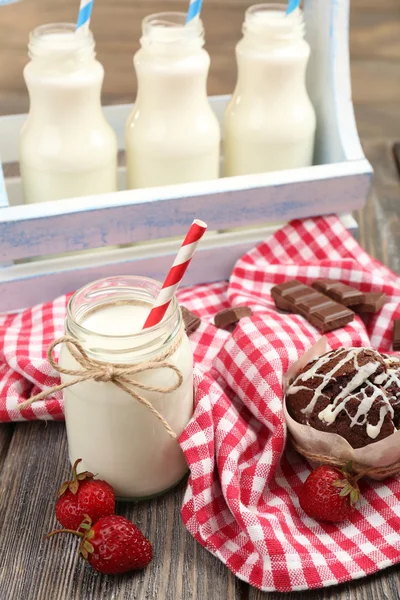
[0,162,371,261]
[304,0,363,165]
[0,162,8,208]
[0,216,358,313]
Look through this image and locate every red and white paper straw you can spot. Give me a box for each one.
[143,219,207,329]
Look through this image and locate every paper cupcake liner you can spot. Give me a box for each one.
[283,338,400,476]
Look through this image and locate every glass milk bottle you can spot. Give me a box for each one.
[224,4,316,177]
[59,276,193,500]
[125,12,220,189]
[20,23,118,205]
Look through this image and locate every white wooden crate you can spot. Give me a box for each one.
[0,0,372,313]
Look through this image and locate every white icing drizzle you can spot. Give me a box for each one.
[374,373,387,385]
[287,347,395,439]
[367,405,393,439]
[318,383,394,439]
[287,348,382,415]
[382,368,400,396]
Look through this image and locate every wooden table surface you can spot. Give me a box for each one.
[1,0,400,598]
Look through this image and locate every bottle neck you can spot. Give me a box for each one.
[28,23,96,69]
[25,23,102,119]
[235,4,308,96]
[140,11,205,54]
[135,13,209,110]
[243,3,305,45]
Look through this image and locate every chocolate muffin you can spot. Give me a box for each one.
[286,347,400,448]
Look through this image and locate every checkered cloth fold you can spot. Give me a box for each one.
[1,216,400,591]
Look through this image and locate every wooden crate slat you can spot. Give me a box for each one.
[0,216,358,313]
[0,161,8,208]
[0,225,276,312]
[304,0,365,164]
[0,161,371,261]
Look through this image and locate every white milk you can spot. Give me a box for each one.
[125,12,221,189]
[224,4,316,176]
[59,276,193,499]
[20,24,118,204]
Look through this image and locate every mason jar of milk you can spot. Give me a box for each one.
[20,23,118,205]
[125,12,220,189]
[224,4,316,176]
[59,276,193,500]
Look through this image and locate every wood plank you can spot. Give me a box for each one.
[362,140,400,190]
[0,165,371,260]
[0,225,283,312]
[0,215,358,313]
[351,61,400,105]
[0,424,14,472]
[355,104,400,141]
[0,421,242,600]
[350,10,400,60]
[355,141,400,275]
[351,0,400,10]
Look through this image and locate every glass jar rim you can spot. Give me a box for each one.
[29,22,95,59]
[67,275,180,342]
[141,11,204,45]
[244,3,305,39]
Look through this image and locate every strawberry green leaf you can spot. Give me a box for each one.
[350,488,360,506]
[83,541,94,554]
[57,482,69,497]
[69,480,79,495]
[332,479,346,488]
[339,483,352,497]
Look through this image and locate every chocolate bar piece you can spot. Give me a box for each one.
[296,294,334,317]
[181,306,201,334]
[271,280,317,312]
[308,304,355,333]
[393,320,400,351]
[312,279,364,306]
[214,306,252,329]
[353,292,387,314]
[271,280,354,333]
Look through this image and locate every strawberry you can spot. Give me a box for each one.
[56,459,115,530]
[299,463,360,523]
[47,515,153,574]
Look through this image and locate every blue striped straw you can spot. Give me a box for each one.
[76,0,94,31]
[186,0,203,24]
[286,0,300,15]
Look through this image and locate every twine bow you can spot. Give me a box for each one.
[19,328,185,439]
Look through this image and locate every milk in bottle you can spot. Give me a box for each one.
[125,13,220,189]
[20,24,118,204]
[224,4,316,176]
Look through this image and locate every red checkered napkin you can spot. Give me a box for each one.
[180,216,400,592]
[1,215,400,592]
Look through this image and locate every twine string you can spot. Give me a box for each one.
[290,436,400,480]
[19,328,185,439]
